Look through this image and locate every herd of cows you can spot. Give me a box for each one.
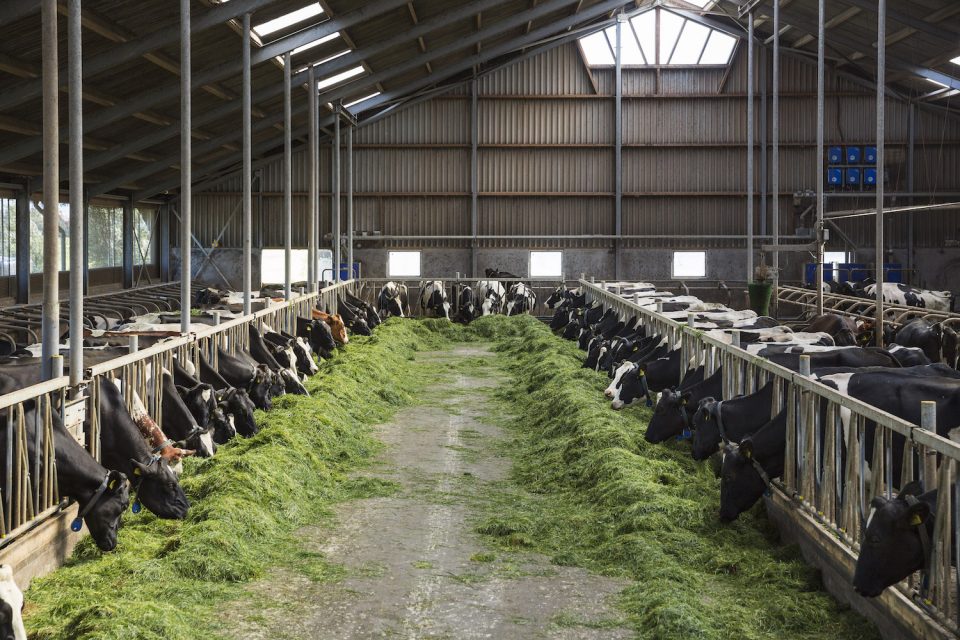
[549,281,960,603]
[815,278,955,313]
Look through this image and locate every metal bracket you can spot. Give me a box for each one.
[331,101,358,127]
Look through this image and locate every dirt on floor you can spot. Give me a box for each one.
[219,345,633,640]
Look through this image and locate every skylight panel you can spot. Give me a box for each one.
[670,21,710,64]
[659,11,685,62]
[579,31,614,65]
[699,30,736,64]
[952,56,960,67]
[317,65,364,91]
[292,32,340,56]
[685,0,713,7]
[604,24,645,64]
[345,92,381,109]
[253,3,323,38]
[631,11,656,64]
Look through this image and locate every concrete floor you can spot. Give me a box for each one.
[221,345,632,640]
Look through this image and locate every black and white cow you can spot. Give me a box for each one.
[646,367,722,444]
[336,297,372,336]
[216,347,281,410]
[196,354,260,437]
[95,377,189,520]
[454,286,476,324]
[419,281,451,319]
[160,371,215,457]
[262,326,318,378]
[608,349,684,410]
[505,283,537,316]
[485,268,519,279]
[718,410,787,522]
[893,318,959,366]
[344,290,382,329]
[691,381,775,461]
[545,285,583,309]
[248,324,308,396]
[172,359,241,443]
[296,316,337,360]
[378,282,409,319]
[0,566,26,640]
[475,281,506,316]
[863,282,954,312]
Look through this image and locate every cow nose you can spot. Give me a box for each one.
[611,400,624,410]
[604,390,613,398]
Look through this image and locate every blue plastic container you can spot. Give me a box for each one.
[827,169,843,186]
[845,168,861,186]
[805,263,836,284]
[884,263,903,284]
[846,146,861,164]
[838,263,868,282]
[864,168,877,186]
[828,146,843,164]
[864,146,877,164]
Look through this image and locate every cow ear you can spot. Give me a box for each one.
[897,481,924,500]
[902,502,931,528]
[739,439,754,460]
[130,458,150,476]
[107,470,125,491]
[870,496,888,511]
[680,391,692,404]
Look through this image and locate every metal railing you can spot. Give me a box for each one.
[582,279,960,635]
[779,285,960,331]
[0,280,358,548]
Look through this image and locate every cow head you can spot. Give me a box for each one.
[690,397,725,461]
[280,369,308,395]
[646,388,692,443]
[549,306,570,331]
[298,317,336,358]
[379,285,405,318]
[325,314,349,344]
[0,566,26,640]
[853,482,931,597]
[718,439,767,522]
[130,457,190,520]
[217,388,258,437]
[210,404,237,444]
[609,363,650,410]
[180,383,217,427]
[82,469,130,551]
[545,286,566,309]
[481,291,501,316]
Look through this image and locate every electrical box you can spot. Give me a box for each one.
[828,146,843,164]
[864,146,877,164]
[864,168,877,186]
[827,169,842,186]
[845,168,861,186]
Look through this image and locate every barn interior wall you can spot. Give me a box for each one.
[184,40,960,288]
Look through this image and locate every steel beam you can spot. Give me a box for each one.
[68,0,85,386]
[470,77,479,279]
[771,0,780,310]
[747,13,755,284]
[815,0,825,315]
[332,110,341,283]
[614,15,623,281]
[307,66,317,293]
[875,0,885,346]
[40,0,59,381]
[15,181,30,304]
[346,125,353,280]
[834,0,956,43]
[283,51,292,301]
[242,13,252,316]
[180,0,191,333]
[907,103,915,277]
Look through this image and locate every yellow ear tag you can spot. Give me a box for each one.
[743,448,752,459]
[133,467,141,477]
[109,480,117,490]
[910,514,923,526]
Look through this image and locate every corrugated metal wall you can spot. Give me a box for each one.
[189,39,960,254]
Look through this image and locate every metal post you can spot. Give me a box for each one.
[179,0,192,333]
[875,0,885,346]
[815,0,825,315]
[122,198,133,289]
[346,124,353,280]
[731,330,741,349]
[68,0,83,387]
[242,13,252,315]
[907,103,915,278]
[772,0,780,310]
[332,109,341,283]
[127,335,138,354]
[40,0,59,381]
[283,51,292,301]
[470,77,479,278]
[307,65,317,293]
[799,354,811,377]
[759,47,768,237]
[614,15,623,281]
[747,14,755,284]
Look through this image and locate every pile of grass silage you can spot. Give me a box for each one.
[23,318,446,640]
[483,315,877,640]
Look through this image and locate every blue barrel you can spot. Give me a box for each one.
[846,146,861,164]
[864,168,877,186]
[828,146,843,164]
[839,263,868,282]
[846,168,861,186]
[864,146,877,164]
[827,168,843,186]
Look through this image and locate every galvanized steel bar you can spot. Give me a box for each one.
[68,0,84,387]
[470,77,479,279]
[346,125,354,280]
[332,109,341,283]
[180,0,192,333]
[40,0,59,382]
[307,66,318,293]
[815,0,825,316]
[907,104,915,279]
[242,13,252,315]
[614,15,623,281]
[771,0,780,309]
[875,0,886,346]
[747,14,755,284]
[283,51,292,301]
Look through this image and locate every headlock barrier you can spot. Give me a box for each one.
[0,280,358,548]
[582,279,960,639]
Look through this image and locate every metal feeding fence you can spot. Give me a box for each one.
[778,285,960,331]
[0,280,358,548]
[581,280,960,638]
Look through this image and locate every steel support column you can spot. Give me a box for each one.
[179,0,192,333]
[68,0,85,387]
[747,14,755,284]
[307,66,317,293]
[759,46,768,237]
[122,198,133,289]
[815,0,825,315]
[242,13,252,315]
[40,0,59,381]
[470,77,479,279]
[346,125,353,280]
[907,103,915,277]
[875,0,886,345]
[614,15,623,281]
[283,51,292,300]
[771,0,780,310]
[15,182,29,304]
[332,110,341,283]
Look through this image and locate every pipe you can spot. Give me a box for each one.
[772,0,780,311]
[332,109,341,283]
[349,234,813,240]
[815,0,825,316]
[179,0,191,333]
[346,124,353,281]
[747,13,755,284]
[470,77,479,278]
[242,13,252,315]
[68,0,83,387]
[614,15,623,281]
[907,103,915,278]
[40,0,59,381]
[283,51,292,301]
[307,65,317,293]
[875,0,886,346]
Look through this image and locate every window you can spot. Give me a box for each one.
[578,8,737,67]
[952,56,960,67]
[253,3,323,38]
[672,251,706,278]
[29,201,69,273]
[133,207,158,265]
[317,65,364,91]
[388,251,421,278]
[260,249,333,284]
[0,199,14,276]
[345,92,381,110]
[529,251,562,278]
[823,251,849,266]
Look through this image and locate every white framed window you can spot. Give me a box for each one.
[388,251,421,278]
[823,251,849,265]
[672,251,706,278]
[529,251,563,278]
[259,249,333,284]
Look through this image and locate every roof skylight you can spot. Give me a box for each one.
[292,32,340,56]
[317,65,364,91]
[253,3,323,38]
[345,92,381,109]
[951,56,960,67]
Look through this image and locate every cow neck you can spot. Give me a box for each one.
[70,471,112,532]
[709,401,731,443]
[904,493,934,588]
